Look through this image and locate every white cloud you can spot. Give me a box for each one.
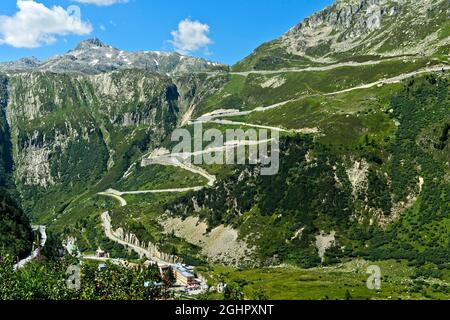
[72,0,129,6]
[0,1,92,48]
[170,19,213,55]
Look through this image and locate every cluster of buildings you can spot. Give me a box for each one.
[145,260,201,290]
[92,247,204,292]
[173,264,198,288]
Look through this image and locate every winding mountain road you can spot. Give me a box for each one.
[324,65,450,96]
[101,212,169,264]
[97,137,280,208]
[142,155,216,187]
[98,190,128,207]
[98,65,449,209]
[96,62,448,266]
[193,65,450,125]
[229,57,414,76]
[191,119,291,132]
[198,56,426,77]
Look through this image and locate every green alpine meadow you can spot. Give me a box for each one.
[0,0,449,301]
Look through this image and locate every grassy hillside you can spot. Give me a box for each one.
[198,259,450,300]
[196,57,440,118]
[162,73,450,269]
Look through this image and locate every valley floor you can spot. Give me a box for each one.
[197,259,450,300]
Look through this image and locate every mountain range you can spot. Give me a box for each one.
[0,38,225,75]
[0,0,449,300]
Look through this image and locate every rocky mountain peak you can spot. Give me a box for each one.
[281,0,449,61]
[74,38,110,51]
[17,57,41,67]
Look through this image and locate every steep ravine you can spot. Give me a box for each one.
[4,71,180,222]
[0,75,33,258]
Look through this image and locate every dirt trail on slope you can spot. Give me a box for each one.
[325,65,450,96]
[142,155,216,187]
[193,65,450,125]
[198,56,419,77]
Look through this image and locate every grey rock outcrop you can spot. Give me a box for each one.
[114,227,182,264]
[281,0,449,60]
[0,57,42,73]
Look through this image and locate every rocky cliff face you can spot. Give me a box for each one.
[7,73,103,190]
[88,70,180,127]
[173,73,229,125]
[282,0,449,60]
[0,75,13,188]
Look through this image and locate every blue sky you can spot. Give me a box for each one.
[0,0,334,65]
